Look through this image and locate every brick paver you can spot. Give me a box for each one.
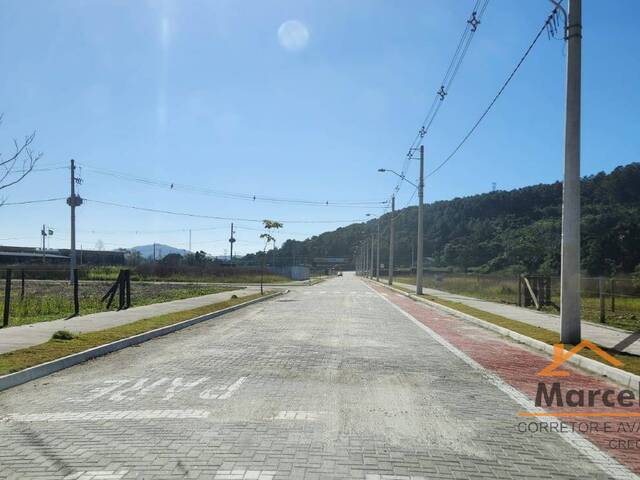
[0,274,634,479]
[0,286,261,354]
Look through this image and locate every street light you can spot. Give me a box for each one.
[377,168,418,188]
[378,145,424,295]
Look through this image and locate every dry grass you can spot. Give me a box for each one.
[395,274,640,331]
[0,281,236,326]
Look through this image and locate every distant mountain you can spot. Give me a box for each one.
[131,244,189,260]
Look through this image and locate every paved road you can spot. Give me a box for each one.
[0,274,625,479]
[0,287,261,354]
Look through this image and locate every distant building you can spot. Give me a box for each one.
[0,245,125,266]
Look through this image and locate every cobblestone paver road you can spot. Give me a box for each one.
[0,274,630,479]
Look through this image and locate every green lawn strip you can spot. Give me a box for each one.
[390,283,640,377]
[0,291,272,376]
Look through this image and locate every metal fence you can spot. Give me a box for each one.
[1,267,131,328]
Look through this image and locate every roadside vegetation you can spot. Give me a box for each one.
[0,281,236,327]
[0,291,272,376]
[83,265,289,284]
[395,274,640,331]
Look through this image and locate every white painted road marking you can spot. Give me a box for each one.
[273,410,321,421]
[68,376,248,402]
[365,475,427,480]
[218,376,247,399]
[214,469,276,480]
[366,282,640,480]
[63,471,128,480]
[2,409,210,422]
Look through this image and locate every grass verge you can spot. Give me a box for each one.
[0,291,272,376]
[2,283,237,327]
[393,275,640,331]
[390,284,640,377]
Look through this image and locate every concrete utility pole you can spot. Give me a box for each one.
[416,145,425,295]
[229,223,236,262]
[67,159,83,283]
[388,195,395,285]
[153,243,157,262]
[41,224,46,263]
[560,0,582,344]
[189,229,192,252]
[365,239,370,277]
[376,220,380,281]
[370,234,375,278]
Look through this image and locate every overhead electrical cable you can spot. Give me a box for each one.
[83,198,372,224]
[78,164,387,208]
[392,0,490,195]
[426,2,563,178]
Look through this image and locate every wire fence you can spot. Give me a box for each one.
[399,272,640,331]
[0,265,267,328]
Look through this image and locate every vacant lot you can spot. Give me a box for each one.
[395,274,640,331]
[0,280,235,327]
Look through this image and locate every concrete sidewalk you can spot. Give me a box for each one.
[0,286,263,355]
[393,280,640,355]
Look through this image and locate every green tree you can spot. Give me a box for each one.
[259,220,283,294]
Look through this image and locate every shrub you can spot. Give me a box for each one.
[51,330,75,341]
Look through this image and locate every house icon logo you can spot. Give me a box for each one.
[536,340,623,377]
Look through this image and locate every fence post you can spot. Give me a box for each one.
[517,276,522,307]
[599,277,605,323]
[125,270,131,308]
[3,269,12,327]
[73,268,80,316]
[118,270,125,310]
[610,279,616,312]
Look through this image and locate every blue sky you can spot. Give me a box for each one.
[1,0,639,255]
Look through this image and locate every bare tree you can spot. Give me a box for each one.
[0,114,42,200]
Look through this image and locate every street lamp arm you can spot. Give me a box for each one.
[377,168,418,188]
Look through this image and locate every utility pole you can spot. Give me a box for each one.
[364,239,369,277]
[153,242,156,262]
[370,234,374,278]
[229,223,236,262]
[41,224,46,263]
[416,145,425,295]
[67,159,83,283]
[388,195,395,285]
[189,229,192,252]
[560,0,582,344]
[376,220,380,281]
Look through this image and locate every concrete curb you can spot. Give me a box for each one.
[0,289,287,393]
[371,280,640,391]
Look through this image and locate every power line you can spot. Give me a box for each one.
[426,3,563,179]
[79,164,387,209]
[83,198,370,224]
[1,197,66,206]
[393,0,490,194]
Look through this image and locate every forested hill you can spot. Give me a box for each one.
[274,163,640,275]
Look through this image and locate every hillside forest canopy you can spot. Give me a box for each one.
[247,163,640,277]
